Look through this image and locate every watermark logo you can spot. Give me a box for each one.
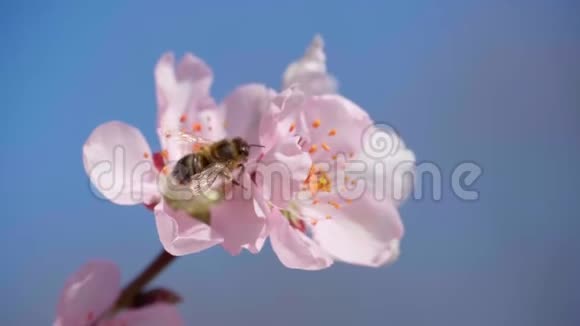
[86,123,483,204]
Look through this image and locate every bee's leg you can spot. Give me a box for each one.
[232,164,247,190]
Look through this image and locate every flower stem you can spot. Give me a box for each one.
[113,249,177,312]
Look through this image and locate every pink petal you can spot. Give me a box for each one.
[221,84,274,147]
[112,304,184,326]
[155,52,214,147]
[83,121,158,205]
[300,95,372,163]
[161,107,227,163]
[154,201,223,256]
[310,193,404,267]
[378,239,401,265]
[282,34,338,95]
[255,135,312,208]
[265,92,371,165]
[194,107,227,141]
[55,261,120,326]
[209,174,267,255]
[268,210,333,270]
[356,128,416,205]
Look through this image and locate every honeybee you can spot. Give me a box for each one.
[169,132,261,197]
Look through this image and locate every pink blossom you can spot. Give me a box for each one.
[282,34,338,95]
[260,88,415,270]
[54,261,183,326]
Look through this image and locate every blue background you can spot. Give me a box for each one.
[1,1,579,325]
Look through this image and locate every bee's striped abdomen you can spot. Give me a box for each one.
[172,154,199,185]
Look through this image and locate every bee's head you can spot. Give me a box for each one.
[233,137,250,159]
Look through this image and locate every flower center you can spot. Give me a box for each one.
[305,165,332,195]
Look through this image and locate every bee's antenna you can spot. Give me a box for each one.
[249,144,265,148]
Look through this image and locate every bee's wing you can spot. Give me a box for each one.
[175,131,215,146]
[188,162,232,197]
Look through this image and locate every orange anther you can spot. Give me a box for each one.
[328,200,341,209]
[321,143,330,152]
[328,129,337,136]
[289,122,296,133]
[179,114,187,123]
[192,123,202,132]
[143,152,150,159]
[308,144,318,154]
[312,119,321,128]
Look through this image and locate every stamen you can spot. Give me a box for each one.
[317,174,331,192]
[308,177,318,194]
[192,143,204,152]
[321,142,330,152]
[312,199,319,205]
[161,149,169,160]
[328,129,337,136]
[179,114,187,123]
[332,154,337,160]
[328,200,341,209]
[308,144,318,154]
[310,219,318,226]
[192,123,202,132]
[312,119,321,128]
[304,165,316,185]
[346,199,353,204]
[143,152,150,159]
[325,215,332,220]
[289,122,296,133]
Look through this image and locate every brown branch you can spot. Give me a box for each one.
[113,249,177,311]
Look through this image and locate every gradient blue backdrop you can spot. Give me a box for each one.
[1,1,579,325]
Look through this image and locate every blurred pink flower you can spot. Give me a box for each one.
[54,261,183,326]
[259,88,414,270]
[282,34,338,96]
